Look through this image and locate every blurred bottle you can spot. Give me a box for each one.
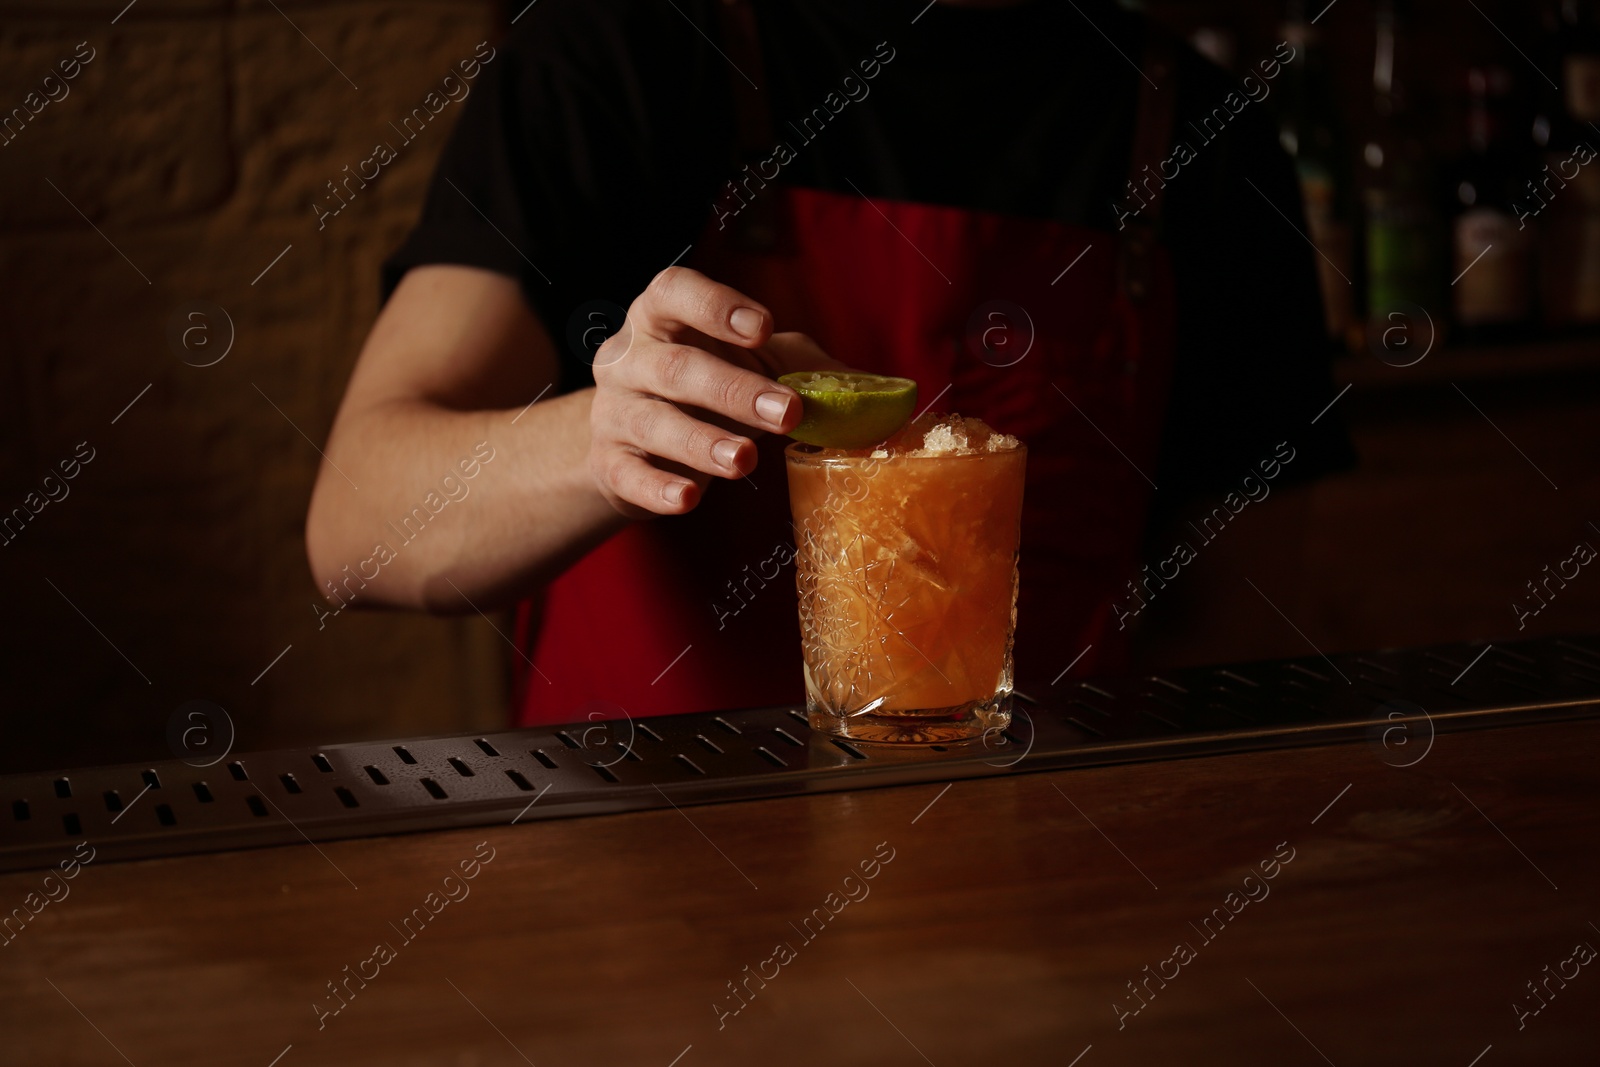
[1450,66,1536,344]
[1278,0,1359,353]
[1362,0,1446,348]
[1535,0,1600,331]
[1560,0,1600,123]
[1190,26,1237,71]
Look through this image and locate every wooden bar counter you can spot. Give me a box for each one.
[1,718,1595,1065]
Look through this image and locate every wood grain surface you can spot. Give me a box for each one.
[1,718,1596,1066]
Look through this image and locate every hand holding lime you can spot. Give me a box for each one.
[779,371,918,450]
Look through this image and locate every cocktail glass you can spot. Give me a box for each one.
[785,415,1026,743]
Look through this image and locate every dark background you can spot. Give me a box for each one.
[1,0,1595,774]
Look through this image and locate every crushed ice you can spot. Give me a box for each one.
[871,413,1021,457]
[920,422,969,454]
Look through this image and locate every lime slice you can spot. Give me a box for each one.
[779,372,918,450]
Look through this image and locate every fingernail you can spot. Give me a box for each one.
[713,439,742,471]
[730,307,763,340]
[756,391,790,426]
[663,482,687,507]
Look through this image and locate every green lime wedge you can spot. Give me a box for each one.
[779,371,918,450]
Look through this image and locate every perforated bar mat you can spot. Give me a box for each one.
[3,635,1598,872]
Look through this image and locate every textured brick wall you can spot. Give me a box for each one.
[0,1,511,772]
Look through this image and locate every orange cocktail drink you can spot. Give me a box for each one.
[785,414,1026,743]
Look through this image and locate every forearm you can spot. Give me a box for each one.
[305,387,625,613]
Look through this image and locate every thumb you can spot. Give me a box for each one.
[758,331,851,376]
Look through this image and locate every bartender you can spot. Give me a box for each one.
[305,0,1354,725]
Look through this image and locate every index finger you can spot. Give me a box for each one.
[634,266,773,348]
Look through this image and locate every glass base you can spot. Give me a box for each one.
[808,692,1012,744]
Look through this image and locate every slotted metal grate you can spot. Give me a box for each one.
[2,635,1597,872]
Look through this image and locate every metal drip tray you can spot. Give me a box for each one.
[2,635,1597,872]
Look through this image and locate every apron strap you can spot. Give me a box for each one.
[1118,29,1177,303]
[715,0,1178,277]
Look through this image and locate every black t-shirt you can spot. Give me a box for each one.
[383,0,1356,498]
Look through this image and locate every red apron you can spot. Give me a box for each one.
[514,10,1178,725]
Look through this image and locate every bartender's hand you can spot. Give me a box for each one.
[590,265,844,518]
